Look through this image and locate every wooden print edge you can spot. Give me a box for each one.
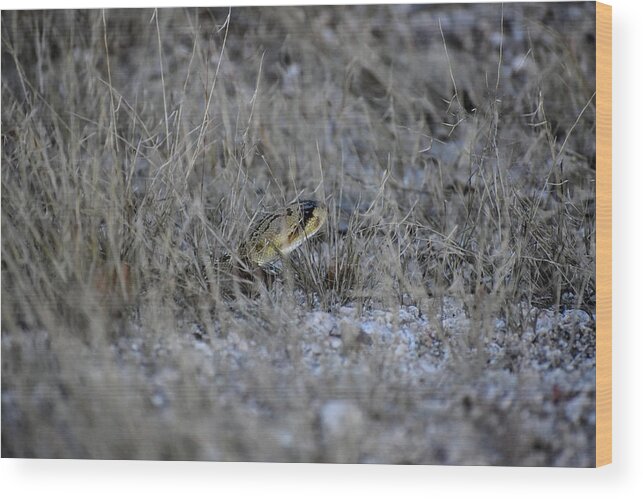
[595,1,612,468]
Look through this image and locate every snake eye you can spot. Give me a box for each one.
[297,200,317,224]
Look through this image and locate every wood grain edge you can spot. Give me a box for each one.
[595,1,612,468]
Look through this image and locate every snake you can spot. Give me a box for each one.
[207,199,328,291]
[238,199,328,267]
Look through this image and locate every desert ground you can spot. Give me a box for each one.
[2,3,597,465]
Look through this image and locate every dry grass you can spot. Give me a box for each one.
[2,3,596,465]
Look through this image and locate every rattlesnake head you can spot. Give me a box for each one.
[239,199,328,268]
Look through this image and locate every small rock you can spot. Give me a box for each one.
[329,337,342,349]
[320,400,364,436]
[320,400,365,462]
[311,343,323,355]
[562,309,592,326]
